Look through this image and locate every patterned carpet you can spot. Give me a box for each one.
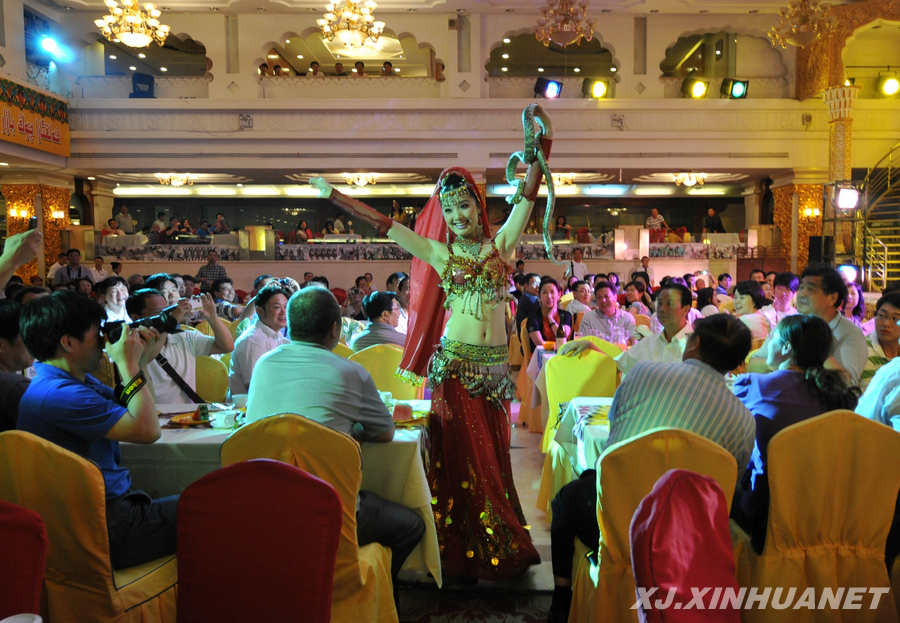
[399,586,552,623]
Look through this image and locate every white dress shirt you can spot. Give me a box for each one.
[146,331,215,404]
[228,320,289,396]
[615,323,693,376]
[579,307,637,342]
[857,357,900,426]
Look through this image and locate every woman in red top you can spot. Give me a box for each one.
[310,107,552,579]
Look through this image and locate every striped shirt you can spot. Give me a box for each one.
[645,214,667,229]
[606,359,755,475]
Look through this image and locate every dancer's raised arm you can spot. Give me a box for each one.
[495,107,553,260]
[310,177,447,271]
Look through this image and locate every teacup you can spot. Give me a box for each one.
[212,410,238,429]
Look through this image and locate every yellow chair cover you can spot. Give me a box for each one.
[517,320,542,432]
[348,344,422,400]
[576,336,623,359]
[718,299,735,314]
[220,415,398,623]
[559,292,574,307]
[569,428,737,623]
[195,355,227,403]
[0,431,177,623]
[227,318,241,340]
[892,557,900,615]
[634,314,651,328]
[541,350,616,453]
[732,410,900,623]
[535,442,576,521]
[508,331,523,368]
[93,351,118,389]
[333,342,354,359]
[193,320,213,336]
[573,312,584,333]
[217,352,231,370]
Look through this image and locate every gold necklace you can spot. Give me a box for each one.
[455,233,484,257]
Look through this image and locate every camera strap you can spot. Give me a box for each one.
[154,354,205,404]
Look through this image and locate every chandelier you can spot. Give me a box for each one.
[534,0,597,48]
[768,0,837,48]
[94,0,169,48]
[156,173,196,186]
[552,173,576,186]
[317,1,386,47]
[674,172,707,187]
[343,173,378,186]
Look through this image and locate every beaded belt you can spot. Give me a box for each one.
[428,337,515,405]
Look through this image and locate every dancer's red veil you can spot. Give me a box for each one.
[398,167,492,382]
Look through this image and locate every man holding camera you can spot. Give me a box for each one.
[18,290,176,569]
[126,289,234,404]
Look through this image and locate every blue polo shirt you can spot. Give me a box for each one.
[18,362,131,499]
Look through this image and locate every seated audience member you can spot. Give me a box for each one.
[342,286,367,321]
[194,220,212,239]
[127,289,234,404]
[386,271,407,293]
[30,276,44,287]
[716,273,732,296]
[182,274,197,297]
[842,281,866,329]
[363,272,375,294]
[760,271,799,327]
[293,219,313,243]
[301,272,315,289]
[244,286,425,583]
[228,284,290,396]
[631,272,655,310]
[577,280,635,345]
[171,274,185,298]
[76,277,94,297]
[732,280,771,343]
[99,276,130,323]
[527,278,573,351]
[311,276,330,289]
[91,257,109,282]
[0,301,33,432]
[46,252,68,283]
[396,275,410,334]
[13,286,50,306]
[857,356,900,426]
[54,249,93,286]
[349,291,406,352]
[562,283,694,376]
[146,222,161,244]
[127,273,145,291]
[212,213,230,234]
[622,280,651,316]
[52,283,72,292]
[515,273,542,336]
[18,291,176,568]
[211,277,246,321]
[548,314,754,623]
[605,272,620,293]
[322,220,336,235]
[512,273,527,301]
[333,214,347,234]
[145,273,181,306]
[565,280,594,316]
[750,264,867,385]
[697,287,719,317]
[732,314,860,551]
[860,293,900,390]
[161,217,183,243]
[101,219,126,238]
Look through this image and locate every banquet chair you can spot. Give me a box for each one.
[630,470,741,623]
[507,330,523,368]
[718,299,735,314]
[193,320,213,336]
[195,355,228,403]
[349,344,422,400]
[0,500,47,619]
[559,292,574,307]
[573,312,584,333]
[333,342,354,358]
[220,415,398,623]
[541,349,616,453]
[331,287,348,305]
[0,431,177,623]
[569,428,737,623]
[176,459,341,623]
[732,410,900,623]
[516,320,542,432]
[227,318,241,340]
[129,72,154,98]
[634,314,651,328]
[93,351,118,389]
[576,335,623,359]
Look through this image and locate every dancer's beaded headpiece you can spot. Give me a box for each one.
[438,171,481,210]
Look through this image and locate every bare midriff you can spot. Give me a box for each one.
[443,300,509,347]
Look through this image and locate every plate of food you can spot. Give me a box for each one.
[167,407,211,426]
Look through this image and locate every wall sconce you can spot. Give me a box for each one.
[8,207,32,218]
[51,210,66,219]
[803,207,821,217]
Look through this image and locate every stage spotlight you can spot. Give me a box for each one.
[833,182,860,210]
[681,78,709,99]
[720,78,749,99]
[581,78,610,99]
[838,264,859,284]
[877,73,899,97]
[534,77,562,99]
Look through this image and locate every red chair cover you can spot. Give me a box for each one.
[0,499,48,618]
[331,288,348,305]
[234,289,249,304]
[630,469,740,623]
[176,459,342,623]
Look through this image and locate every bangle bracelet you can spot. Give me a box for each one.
[118,371,147,405]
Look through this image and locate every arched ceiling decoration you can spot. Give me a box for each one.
[485,32,616,78]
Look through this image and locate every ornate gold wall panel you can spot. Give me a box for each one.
[797,0,900,100]
[773,184,824,271]
[3,184,71,280]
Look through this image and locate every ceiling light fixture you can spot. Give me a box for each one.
[342,172,378,186]
[534,0,597,48]
[94,0,170,48]
[674,172,707,187]
[317,1,385,47]
[768,0,837,48]
[156,173,196,186]
[552,173,576,186]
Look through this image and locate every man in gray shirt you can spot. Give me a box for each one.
[349,291,407,352]
[115,205,134,234]
[245,286,424,589]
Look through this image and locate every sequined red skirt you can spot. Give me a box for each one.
[427,342,540,579]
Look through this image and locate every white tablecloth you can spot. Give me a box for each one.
[554,397,613,475]
[526,347,557,425]
[120,403,441,585]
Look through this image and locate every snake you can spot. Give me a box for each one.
[505,103,564,266]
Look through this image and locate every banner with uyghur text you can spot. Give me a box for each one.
[0,77,70,157]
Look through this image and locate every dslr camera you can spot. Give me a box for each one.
[103,304,183,342]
